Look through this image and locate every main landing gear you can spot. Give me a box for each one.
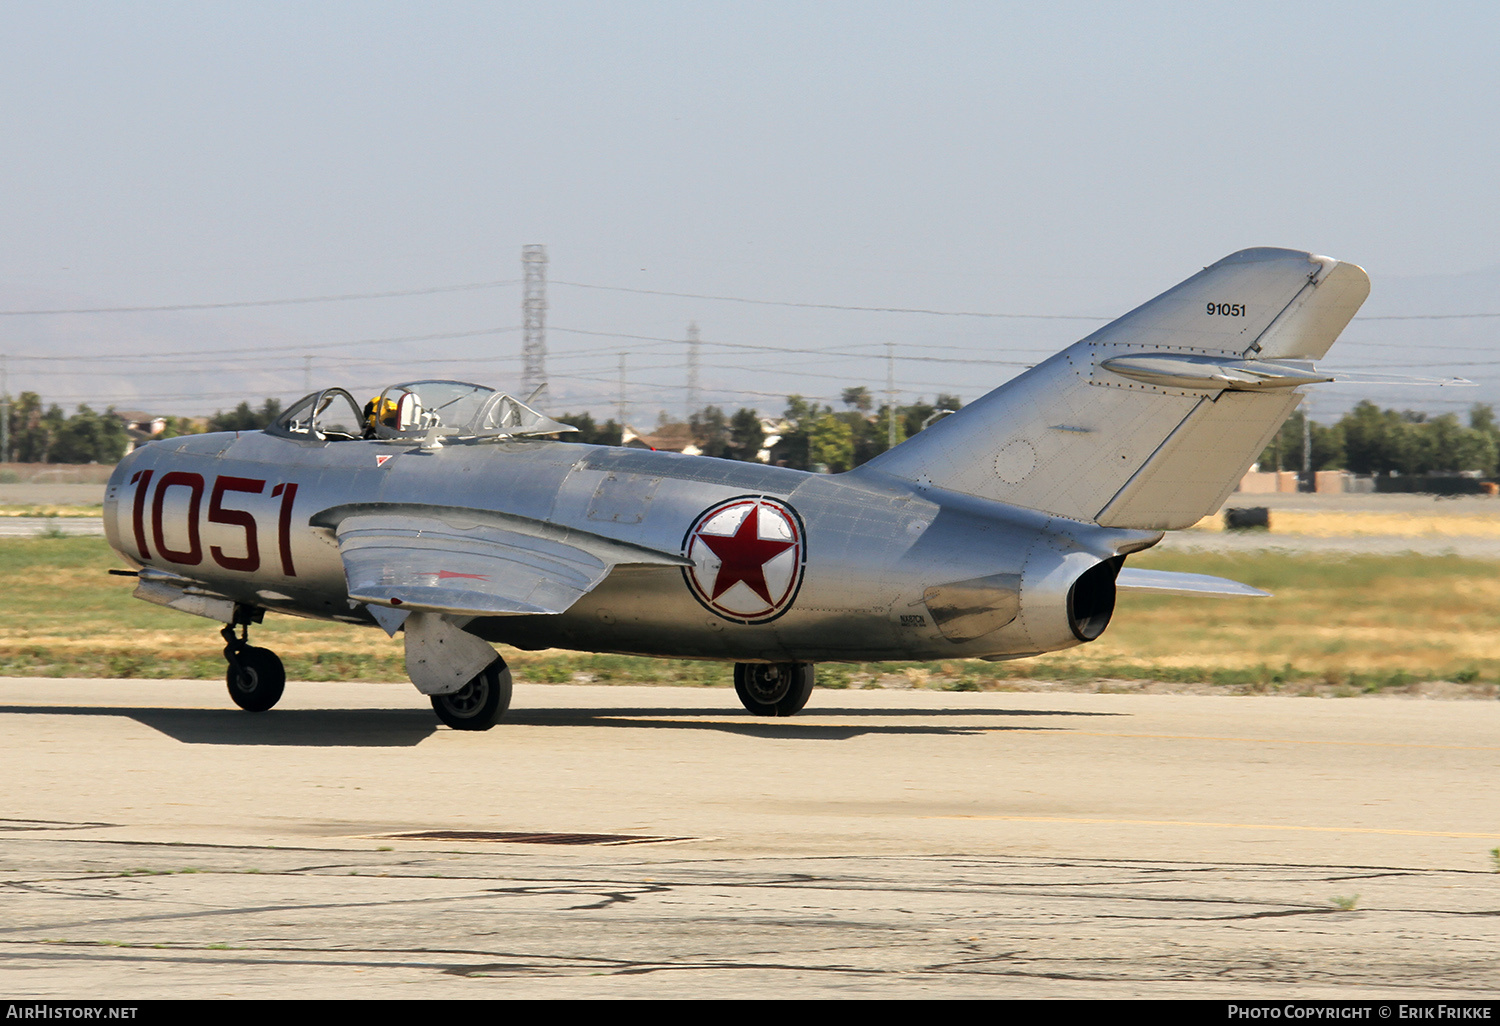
[430,658,513,731]
[734,662,815,717]
[221,616,285,713]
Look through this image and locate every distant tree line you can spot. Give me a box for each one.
[550,412,624,447]
[555,386,964,472]
[1258,402,1500,478]
[204,399,283,433]
[3,393,131,464]
[765,388,963,472]
[0,395,284,464]
[8,386,1499,481]
[569,392,1500,478]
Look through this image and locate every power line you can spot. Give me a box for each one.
[0,326,522,362]
[553,279,1109,320]
[548,325,1034,365]
[1358,312,1500,320]
[0,280,522,316]
[8,268,1500,324]
[1338,339,1500,351]
[555,278,1500,322]
[1336,360,1500,370]
[559,369,831,404]
[700,360,987,389]
[4,265,1500,323]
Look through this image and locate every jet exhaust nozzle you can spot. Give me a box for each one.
[1066,556,1123,642]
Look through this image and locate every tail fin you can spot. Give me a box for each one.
[858,248,1370,530]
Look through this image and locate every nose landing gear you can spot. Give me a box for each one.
[221,617,285,712]
[430,658,512,731]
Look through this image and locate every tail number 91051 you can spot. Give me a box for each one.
[127,470,299,576]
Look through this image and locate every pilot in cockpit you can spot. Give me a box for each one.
[362,396,399,439]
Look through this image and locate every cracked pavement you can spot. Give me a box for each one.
[0,679,1497,998]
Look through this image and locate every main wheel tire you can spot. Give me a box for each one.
[734,662,815,717]
[431,659,513,731]
[225,646,286,712]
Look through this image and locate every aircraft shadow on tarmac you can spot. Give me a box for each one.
[0,705,438,747]
[0,703,1121,747]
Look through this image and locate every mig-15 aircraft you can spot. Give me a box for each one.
[105,247,1369,730]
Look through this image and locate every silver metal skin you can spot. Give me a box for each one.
[104,249,1370,725]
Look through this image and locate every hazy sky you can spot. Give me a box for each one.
[1,2,1497,420]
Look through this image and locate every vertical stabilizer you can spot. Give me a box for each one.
[857,248,1370,529]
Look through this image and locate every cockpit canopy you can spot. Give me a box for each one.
[268,380,578,445]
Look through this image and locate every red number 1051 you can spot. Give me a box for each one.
[128,471,299,577]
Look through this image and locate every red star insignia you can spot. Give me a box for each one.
[699,503,795,604]
[683,496,805,624]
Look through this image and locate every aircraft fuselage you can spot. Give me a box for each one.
[105,429,1158,664]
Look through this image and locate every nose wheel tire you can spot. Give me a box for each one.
[734,662,815,717]
[225,646,286,712]
[431,659,512,731]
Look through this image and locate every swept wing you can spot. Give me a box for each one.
[311,502,691,617]
[1115,567,1269,598]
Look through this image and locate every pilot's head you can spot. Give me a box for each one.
[363,396,399,432]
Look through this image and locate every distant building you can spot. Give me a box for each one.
[1237,469,1300,494]
[621,423,701,456]
[756,416,790,463]
[108,411,208,452]
[110,410,167,452]
[1236,469,1371,494]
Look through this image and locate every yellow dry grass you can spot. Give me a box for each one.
[0,505,104,518]
[1188,510,1500,537]
[1010,549,1500,682]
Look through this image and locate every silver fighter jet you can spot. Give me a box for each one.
[105,248,1369,729]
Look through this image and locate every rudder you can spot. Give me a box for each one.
[857,248,1370,529]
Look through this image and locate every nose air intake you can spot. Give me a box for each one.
[1067,556,1123,641]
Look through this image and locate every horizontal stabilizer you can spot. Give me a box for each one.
[312,502,690,617]
[1099,354,1333,391]
[1115,567,1270,598]
[1321,369,1474,387]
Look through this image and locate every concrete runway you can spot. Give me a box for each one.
[0,517,104,537]
[1,678,1497,998]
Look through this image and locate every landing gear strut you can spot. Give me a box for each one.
[431,658,512,731]
[222,613,285,713]
[734,662,815,717]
